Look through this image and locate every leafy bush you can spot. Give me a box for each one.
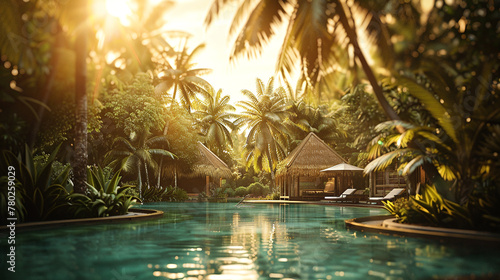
[68,166,137,217]
[210,187,225,199]
[235,186,248,197]
[0,145,71,223]
[167,186,189,201]
[383,185,473,229]
[247,182,269,197]
[142,186,188,202]
[142,186,168,202]
[198,191,207,201]
[266,192,280,200]
[224,188,235,197]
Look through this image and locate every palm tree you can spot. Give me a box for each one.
[105,129,176,199]
[155,40,212,111]
[365,73,500,203]
[99,0,178,75]
[285,99,345,150]
[205,0,401,121]
[192,87,238,154]
[235,78,289,178]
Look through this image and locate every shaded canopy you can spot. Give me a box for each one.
[277,132,346,177]
[321,163,364,172]
[190,142,232,178]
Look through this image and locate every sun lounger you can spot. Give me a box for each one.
[342,189,368,203]
[324,188,357,201]
[368,188,405,204]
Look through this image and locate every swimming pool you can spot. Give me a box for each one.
[2,203,499,279]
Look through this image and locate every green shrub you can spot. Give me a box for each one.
[198,192,207,201]
[167,186,189,201]
[266,192,280,200]
[235,186,248,197]
[0,144,71,223]
[210,187,225,199]
[383,184,473,229]
[247,182,268,197]
[68,166,137,217]
[142,186,168,202]
[224,188,235,197]
[142,186,188,202]
[262,185,270,196]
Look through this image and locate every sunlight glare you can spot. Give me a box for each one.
[105,0,131,26]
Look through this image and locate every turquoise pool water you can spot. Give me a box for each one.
[1,202,499,279]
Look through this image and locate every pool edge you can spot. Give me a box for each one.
[0,208,163,232]
[345,215,500,244]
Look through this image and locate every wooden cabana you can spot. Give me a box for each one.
[181,142,232,194]
[276,132,346,200]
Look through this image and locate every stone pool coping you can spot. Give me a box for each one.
[345,215,500,244]
[0,208,163,233]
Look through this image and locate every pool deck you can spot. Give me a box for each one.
[0,208,163,233]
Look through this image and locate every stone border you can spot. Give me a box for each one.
[0,208,163,233]
[345,215,500,244]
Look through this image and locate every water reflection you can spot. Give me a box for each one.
[2,203,500,280]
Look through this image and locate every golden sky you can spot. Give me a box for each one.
[162,0,285,102]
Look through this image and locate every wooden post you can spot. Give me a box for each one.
[206,175,210,195]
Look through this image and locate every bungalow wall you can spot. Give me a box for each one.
[368,165,424,197]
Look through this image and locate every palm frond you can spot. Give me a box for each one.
[397,75,458,143]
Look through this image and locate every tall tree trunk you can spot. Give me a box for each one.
[174,164,178,188]
[336,2,400,122]
[144,162,150,189]
[156,85,178,187]
[137,161,143,200]
[73,0,89,194]
[28,28,63,148]
[337,2,444,189]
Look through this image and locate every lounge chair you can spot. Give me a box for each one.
[343,189,368,203]
[368,188,405,204]
[324,188,357,201]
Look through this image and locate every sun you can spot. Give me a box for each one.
[105,0,131,26]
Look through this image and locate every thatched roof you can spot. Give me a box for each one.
[276,132,346,177]
[190,142,232,178]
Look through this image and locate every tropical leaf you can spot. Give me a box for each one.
[396,75,458,143]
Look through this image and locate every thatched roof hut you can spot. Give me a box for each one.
[191,141,232,178]
[276,132,346,199]
[277,132,346,177]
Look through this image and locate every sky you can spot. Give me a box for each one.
[161,0,285,103]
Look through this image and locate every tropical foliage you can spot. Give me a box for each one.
[68,166,138,218]
[192,87,238,155]
[155,40,212,111]
[1,0,498,231]
[105,129,176,197]
[235,78,289,175]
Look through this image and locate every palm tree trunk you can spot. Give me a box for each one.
[144,162,150,188]
[266,149,276,189]
[174,164,178,188]
[73,0,89,194]
[336,3,444,188]
[336,2,401,122]
[137,161,143,200]
[29,29,63,148]
[157,85,178,187]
